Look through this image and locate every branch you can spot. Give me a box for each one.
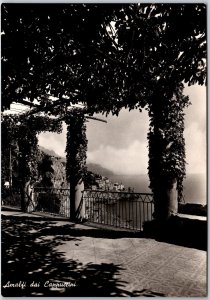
[85,115,107,123]
[127,28,136,62]
[103,22,119,50]
[90,45,120,65]
[14,100,38,108]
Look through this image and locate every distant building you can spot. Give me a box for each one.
[91,177,126,192]
[119,184,125,191]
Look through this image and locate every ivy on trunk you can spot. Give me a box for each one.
[65,109,87,220]
[148,83,190,219]
[1,114,62,211]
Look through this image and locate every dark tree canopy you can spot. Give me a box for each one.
[1,4,116,111]
[1,4,207,113]
[38,154,54,187]
[1,4,207,218]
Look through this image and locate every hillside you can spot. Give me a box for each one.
[39,146,61,158]
[39,146,108,188]
[87,163,114,177]
[39,146,66,162]
[39,146,115,177]
[38,147,206,203]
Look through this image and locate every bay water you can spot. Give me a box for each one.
[109,173,207,205]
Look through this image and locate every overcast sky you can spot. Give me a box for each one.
[38,84,206,176]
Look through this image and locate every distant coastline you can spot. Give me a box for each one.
[109,173,206,205]
[39,147,206,205]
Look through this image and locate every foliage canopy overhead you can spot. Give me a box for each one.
[2,4,207,113]
[1,4,207,211]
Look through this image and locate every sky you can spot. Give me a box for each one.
[37,84,207,176]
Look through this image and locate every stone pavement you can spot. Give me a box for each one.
[1,209,207,297]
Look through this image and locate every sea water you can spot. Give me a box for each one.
[109,173,207,205]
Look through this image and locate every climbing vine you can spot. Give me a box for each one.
[1,4,206,219]
[1,113,62,210]
[147,83,190,204]
[65,109,87,185]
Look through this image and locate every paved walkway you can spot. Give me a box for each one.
[1,210,207,297]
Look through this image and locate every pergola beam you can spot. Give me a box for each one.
[85,115,107,123]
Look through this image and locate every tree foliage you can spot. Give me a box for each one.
[1,4,207,214]
[147,83,190,202]
[83,3,206,115]
[38,154,54,187]
[1,4,116,111]
[2,4,206,112]
[1,114,62,189]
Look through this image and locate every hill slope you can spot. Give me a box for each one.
[39,146,115,177]
[87,163,114,177]
[39,146,61,158]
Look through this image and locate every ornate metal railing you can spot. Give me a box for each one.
[83,190,154,231]
[33,187,70,218]
[2,186,187,229]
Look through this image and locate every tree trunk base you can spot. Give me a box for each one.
[153,178,178,221]
[70,180,85,222]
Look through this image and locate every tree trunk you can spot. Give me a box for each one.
[26,185,35,213]
[20,179,35,213]
[66,112,87,222]
[148,92,181,221]
[20,181,28,212]
[153,177,178,221]
[70,179,85,221]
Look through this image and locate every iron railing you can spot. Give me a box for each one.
[33,187,70,218]
[83,190,154,231]
[2,186,186,230]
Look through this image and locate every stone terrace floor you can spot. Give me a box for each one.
[1,209,207,297]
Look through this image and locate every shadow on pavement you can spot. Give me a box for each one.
[1,214,165,297]
[1,213,145,238]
